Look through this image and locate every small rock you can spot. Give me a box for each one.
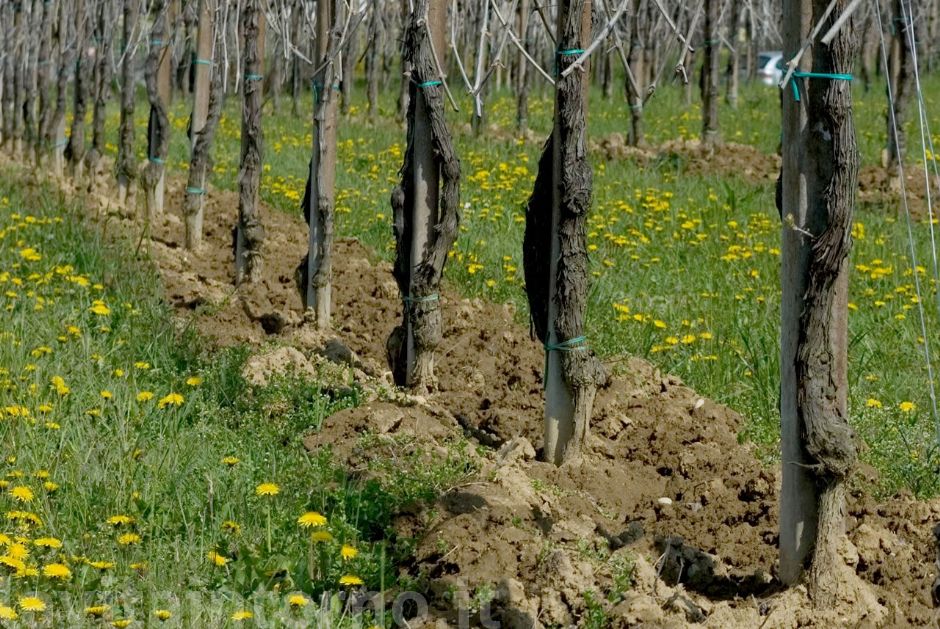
[657,497,673,506]
[496,437,537,466]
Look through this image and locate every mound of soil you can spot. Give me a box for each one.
[592,135,782,184]
[17,157,940,627]
[858,165,931,219]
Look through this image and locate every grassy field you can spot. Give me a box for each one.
[96,75,940,496]
[0,174,484,623]
[3,67,940,622]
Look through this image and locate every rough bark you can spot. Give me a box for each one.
[626,0,644,146]
[50,0,70,176]
[365,0,384,120]
[387,0,461,391]
[184,0,219,251]
[779,0,859,600]
[726,0,741,108]
[85,0,114,184]
[296,0,343,327]
[516,0,532,133]
[885,0,913,173]
[523,0,608,466]
[9,2,25,156]
[64,0,89,179]
[800,0,859,603]
[0,3,14,147]
[141,0,172,220]
[22,0,40,156]
[234,0,265,285]
[35,0,56,165]
[702,0,720,146]
[116,0,140,204]
[396,0,409,123]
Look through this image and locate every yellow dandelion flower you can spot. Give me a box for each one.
[340,545,358,560]
[899,401,916,413]
[866,398,883,409]
[112,619,133,628]
[157,393,184,409]
[232,610,253,621]
[255,483,280,497]
[18,596,45,612]
[339,574,364,586]
[134,362,150,370]
[117,533,141,546]
[100,390,113,399]
[85,605,109,617]
[288,594,308,608]
[34,537,61,549]
[185,376,203,387]
[154,609,172,621]
[221,520,241,534]
[0,604,17,620]
[107,515,134,527]
[89,301,111,316]
[88,560,115,570]
[42,562,72,579]
[207,551,228,567]
[136,391,154,402]
[297,511,327,528]
[222,456,240,466]
[311,530,333,543]
[9,486,33,502]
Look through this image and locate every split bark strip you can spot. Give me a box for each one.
[299,0,343,327]
[86,0,114,186]
[388,0,461,391]
[184,0,216,251]
[142,0,173,220]
[235,0,266,285]
[35,0,56,166]
[779,0,859,599]
[65,0,89,180]
[702,0,720,146]
[116,0,140,206]
[524,0,608,466]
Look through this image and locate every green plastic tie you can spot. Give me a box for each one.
[150,39,165,47]
[186,186,206,195]
[244,73,263,82]
[417,80,442,88]
[193,58,212,66]
[543,336,589,383]
[789,71,853,102]
[557,48,585,56]
[148,156,165,165]
[53,138,68,148]
[403,293,440,306]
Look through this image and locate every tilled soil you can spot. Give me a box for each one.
[22,156,940,627]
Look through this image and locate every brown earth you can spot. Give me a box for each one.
[15,152,940,627]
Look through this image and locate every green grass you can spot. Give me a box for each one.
[80,71,940,496]
[0,173,481,624]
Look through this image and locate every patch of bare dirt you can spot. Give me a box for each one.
[21,158,940,627]
[858,165,931,219]
[592,135,782,184]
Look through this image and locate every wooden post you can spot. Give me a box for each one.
[184,0,214,249]
[779,0,859,601]
[65,0,88,180]
[35,0,56,165]
[51,0,69,177]
[702,0,720,146]
[300,0,342,327]
[154,0,177,214]
[388,0,461,392]
[523,0,607,466]
[116,0,140,206]
[235,0,266,284]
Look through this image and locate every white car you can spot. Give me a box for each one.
[757,51,784,86]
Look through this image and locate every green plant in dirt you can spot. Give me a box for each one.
[608,553,636,603]
[581,589,610,629]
